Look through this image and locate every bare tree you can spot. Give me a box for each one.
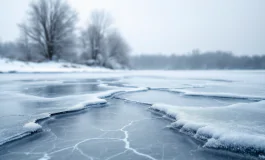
[17,30,33,61]
[81,10,112,64]
[19,0,77,60]
[106,31,130,68]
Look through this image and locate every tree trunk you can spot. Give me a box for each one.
[47,44,53,60]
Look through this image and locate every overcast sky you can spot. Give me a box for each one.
[0,0,265,55]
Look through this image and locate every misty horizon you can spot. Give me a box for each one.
[0,0,265,56]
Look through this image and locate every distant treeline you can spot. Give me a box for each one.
[132,50,265,70]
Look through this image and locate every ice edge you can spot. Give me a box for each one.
[0,87,148,147]
[150,102,265,158]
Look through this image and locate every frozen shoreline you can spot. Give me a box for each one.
[0,58,112,73]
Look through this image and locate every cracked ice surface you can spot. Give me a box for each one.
[0,71,264,160]
[0,99,249,160]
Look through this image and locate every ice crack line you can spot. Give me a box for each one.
[44,132,120,159]
[120,120,157,160]
[105,150,128,160]
[93,119,158,160]
[38,119,159,160]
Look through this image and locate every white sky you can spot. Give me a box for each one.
[0,0,265,55]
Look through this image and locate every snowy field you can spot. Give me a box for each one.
[0,58,111,73]
[0,70,265,160]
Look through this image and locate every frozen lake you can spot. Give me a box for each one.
[0,71,265,160]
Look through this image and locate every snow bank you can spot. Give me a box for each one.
[67,87,149,112]
[169,89,265,100]
[98,83,110,88]
[0,58,111,73]
[23,122,42,131]
[97,83,120,89]
[68,97,107,111]
[151,101,265,157]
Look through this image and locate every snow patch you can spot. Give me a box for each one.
[38,154,51,160]
[67,87,148,112]
[170,89,265,100]
[68,98,107,111]
[23,122,42,131]
[98,83,109,88]
[0,58,112,73]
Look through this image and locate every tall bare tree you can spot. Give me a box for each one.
[81,10,112,63]
[20,0,77,60]
[107,31,130,68]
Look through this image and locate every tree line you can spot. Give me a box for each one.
[0,0,130,69]
[132,50,265,70]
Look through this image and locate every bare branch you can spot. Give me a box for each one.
[19,0,77,60]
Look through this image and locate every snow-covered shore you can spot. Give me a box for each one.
[0,58,112,73]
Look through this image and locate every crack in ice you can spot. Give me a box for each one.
[105,150,128,160]
[120,120,157,160]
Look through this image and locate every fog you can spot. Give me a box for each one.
[132,50,265,70]
[1,0,265,56]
